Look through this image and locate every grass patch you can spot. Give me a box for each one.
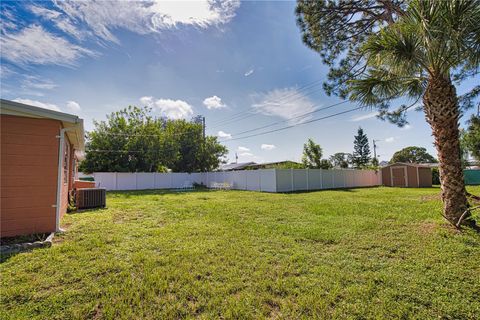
[1,186,479,319]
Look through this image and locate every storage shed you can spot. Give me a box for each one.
[381,162,432,187]
[1,99,85,237]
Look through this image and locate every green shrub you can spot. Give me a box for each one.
[432,167,440,185]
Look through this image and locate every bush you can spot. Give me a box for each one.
[432,167,440,185]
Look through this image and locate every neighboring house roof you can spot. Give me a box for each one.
[219,162,256,171]
[0,99,85,152]
[382,162,433,168]
[247,160,302,169]
[379,161,390,167]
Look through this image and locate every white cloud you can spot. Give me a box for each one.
[0,65,16,79]
[139,96,193,119]
[140,96,154,106]
[28,5,62,20]
[66,100,81,112]
[261,144,276,151]
[13,98,61,112]
[385,137,395,143]
[244,69,254,77]
[350,111,379,122]
[238,146,250,152]
[52,0,241,43]
[155,99,193,119]
[252,87,316,124]
[203,95,226,109]
[22,76,58,90]
[401,124,412,130]
[0,25,96,66]
[28,4,87,40]
[217,130,232,139]
[239,152,253,157]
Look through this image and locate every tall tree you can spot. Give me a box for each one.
[296,0,480,226]
[390,146,437,164]
[302,138,323,168]
[80,106,227,173]
[329,152,351,168]
[462,115,480,161]
[352,127,371,168]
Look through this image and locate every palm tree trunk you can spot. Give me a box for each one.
[423,75,469,225]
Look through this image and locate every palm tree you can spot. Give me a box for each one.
[349,0,480,226]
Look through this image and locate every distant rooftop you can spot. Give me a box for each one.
[219,162,256,171]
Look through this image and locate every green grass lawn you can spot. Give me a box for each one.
[1,186,480,319]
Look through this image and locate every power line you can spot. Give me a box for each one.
[220,106,363,142]
[208,85,327,130]
[208,79,324,127]
[228,100,348,137]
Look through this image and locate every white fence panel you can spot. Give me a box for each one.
[136,173,154,189]
[308,169,322,190]
[85,168,380,192]
[232,171,247,190]
[170,173,188,188]
[322,170,334,189]
[260,169,276,192]
[246,170,261,191]
[116,173,136,190]
[332,170,345,189]
[93,172,116,190]
[345,170,355,188]
[154,173,170,189]
[276,169,293,192]
[293,169,308,191]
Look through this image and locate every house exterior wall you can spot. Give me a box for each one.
[0,115,75,237]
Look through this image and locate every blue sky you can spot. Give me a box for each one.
[1,1,478,164]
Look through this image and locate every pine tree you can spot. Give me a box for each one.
[352,127,371,168]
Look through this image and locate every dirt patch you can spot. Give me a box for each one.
[417,221,438,235]
[421,194,441,202]
[467,192,480,205]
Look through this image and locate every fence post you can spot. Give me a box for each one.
[135,172,138,190]
[306,169,309,191]
[291,169,294,192]
[259,170,262,192]
[115,172,118,190]
[319,169,323,189]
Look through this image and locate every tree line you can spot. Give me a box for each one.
[79,106,228,173]
[302,127,379,169]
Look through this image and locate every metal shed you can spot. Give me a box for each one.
[381,163,432,188]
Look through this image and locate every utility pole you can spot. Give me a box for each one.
[235,152,238,164]
[373,139,379,160]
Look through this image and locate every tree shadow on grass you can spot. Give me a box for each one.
[67,207,109,215]
[285,186,383,194]
[107,188,210,198]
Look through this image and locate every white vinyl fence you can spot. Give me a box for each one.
[86,169,381,193]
